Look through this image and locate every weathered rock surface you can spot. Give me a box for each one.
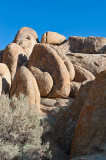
[0,50,4,62]
[51,36,106,54]
[74,64,95,82]
[41,31,66,45]
[50,45,75,81]
[41,98,74,117]
[13,27,39,42]
[10,66,40,110]
[2,43,27,81]
[68,36,106,54]
[14,32,37,58]
[54,80,93,154]
[29,66,53,96]
[28,43,70,98]
[0,63,11,94]
[0,77,2,96]
[70,81,81,98]
[67,53,106,76]
[71,71,106,158]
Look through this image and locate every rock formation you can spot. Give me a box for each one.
[28,43,70,98]
[29,66,53,96]
[0,63,11,94]
[41,31,66,45]
[10,66,40,110]
[70,71,106,158]
[2,43,27,81]
[0,27,106,160]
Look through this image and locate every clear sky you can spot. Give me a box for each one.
[0,0,106,49]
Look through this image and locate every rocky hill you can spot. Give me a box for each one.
[0,27,106,160]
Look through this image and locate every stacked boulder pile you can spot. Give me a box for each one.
[0,27,106,159]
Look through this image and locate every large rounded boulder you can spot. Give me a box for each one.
[13,27,39,58]
[13,27,39,42]
[29,66,53,97]
[2,43,27,81]
[28,43,70,98]
[74,64,95,82]
[50,45,75,81]
[10,66,40,110]
[41,31,66,45]
[0,63,11,94]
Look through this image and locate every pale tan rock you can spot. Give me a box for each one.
[41,98,74,115]
[13,27,39,42]
[28,43,70,98]
[29,66,53,96]
[74,64,95,82]
[67,53,106,76]
[50,45,75,81]
[10,66,40,110]
[70,81,81,98]
[71,71,106,157]
[0,76,2,96]
[41,31,66,45]
[14,32,37,58]
[54,80,93,154]
[0,63,11,94]
[2,43,27,81]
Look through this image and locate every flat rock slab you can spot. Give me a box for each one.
[41,98,74,115]
[67,53,106,76]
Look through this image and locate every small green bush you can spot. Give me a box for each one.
[0,94,52,160]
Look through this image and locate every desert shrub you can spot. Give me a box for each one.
[0,94,52,160]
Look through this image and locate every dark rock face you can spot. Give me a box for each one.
[54,80,93,154]
[0,50,4,62]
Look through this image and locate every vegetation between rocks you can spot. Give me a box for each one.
[0,94,52,160]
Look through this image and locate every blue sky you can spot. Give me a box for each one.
[0,0,106,49]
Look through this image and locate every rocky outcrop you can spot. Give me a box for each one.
[29,66,53,96]
[14,32,37,58]
[10,66,40,110]
[74,64,95,82]
[0,63,11,94]
[0,76,2,96]
[54,80,93,154]
[13,27,39,42]
[41,31,66,45]
[2,43,27,81]
[28,43,70,98]
[13,27,38,58]
[71,71,106,158]
[68,36,106,54]
[41,98,74,115]
[50,36,106,55]
[67,53,106,76]
[50,45,75,81]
